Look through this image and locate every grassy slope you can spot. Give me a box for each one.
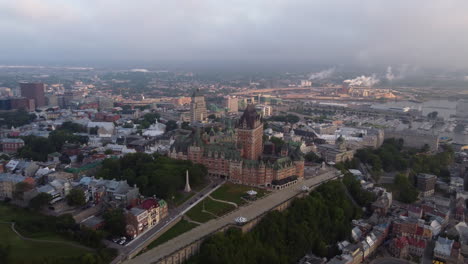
[146,219,198,250]
[210,182,267,205]
[0,224,90,263]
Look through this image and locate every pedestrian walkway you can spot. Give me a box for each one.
[208,195,238,208]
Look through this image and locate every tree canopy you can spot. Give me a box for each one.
[189,180,360,264]
[96,153,207,199]
[67,188,86,206]
[103,208,126,237]
[29,193,52,210]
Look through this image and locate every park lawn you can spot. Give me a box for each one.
[0,223,91,263]
[211,182,268,205]
[185,197,236,223]
[185,201,216,223]
[146,220,198,250]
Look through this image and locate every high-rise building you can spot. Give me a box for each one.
[19,83,45,108]
[456,100,468,118]
[190,89,207,123]
[417,173,437,197]
[236,104,263,160]
[255,104,272,117]
[225,96,238,113]
[97,96,114,110]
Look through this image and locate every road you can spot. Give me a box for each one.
[111,177,225,263]
[124,169,339,264]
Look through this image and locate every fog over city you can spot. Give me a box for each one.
[1,0,468,69]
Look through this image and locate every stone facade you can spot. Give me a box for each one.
[170,105,304,187]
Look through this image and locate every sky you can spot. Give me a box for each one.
[1,0,468,69]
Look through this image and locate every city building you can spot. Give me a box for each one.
[20,82,45,107]
[225,96,239,113]
[0,138,25,153]
[125,207,148,238]
[170,105,304,188]
[0,173,25,200]
[456,99,468,119]
[190,89,207,123]
[434,236,454,262]
[316,139,354,163]
[255,104,272,117]
[97,96,114,111]
[388,237,409,259]
[384,129,439,152]
[417,173,437,197]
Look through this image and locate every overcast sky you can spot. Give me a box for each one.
[1,0,468,69]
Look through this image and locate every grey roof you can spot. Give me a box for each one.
[0,173,24,183]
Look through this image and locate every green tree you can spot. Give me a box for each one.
[181,122,191,130]
[104,149,113,155]
[66,188,86,206]
[305,152,323,163]
[13,182,33,200]
[0,245,11,264]
[77,153,85,163]
[165,120,178,132]
[427,111,438,119]
[29,193,52,210]
[103,209,126,236]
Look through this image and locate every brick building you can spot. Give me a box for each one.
[0,138,25,153]
[170,105,304,188]
[20,82,45,107]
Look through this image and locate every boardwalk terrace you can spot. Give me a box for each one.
[170,105,304,188]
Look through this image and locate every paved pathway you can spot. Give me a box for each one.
[208,195,238,208]
[125,170,338,264]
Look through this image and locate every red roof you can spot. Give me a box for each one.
[23,177,35,186]
[416,226,424,236]
[393,237,408,249]
[139,198,159,210]
[407,237,426,248]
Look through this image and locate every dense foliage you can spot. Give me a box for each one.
[3,204,117,264]
[342,174,377,207]
[165,120,178,132]
[0,110,36,128]
[188,180,360,264]
[18,129,88,161]
[355,138,453,179]
[393,173,419,204]
[135,113,160,129]
[103,208,126,237]
[304,152,324,163]
[28,193,52,210]
[66,188,86,206]
[96,153,207,199]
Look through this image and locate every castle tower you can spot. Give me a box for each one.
[236,104,263,160]
[184,170,191,192]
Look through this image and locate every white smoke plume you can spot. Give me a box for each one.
[344,75,380,87]
[309,67,335,80]
[386,66,395,81]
